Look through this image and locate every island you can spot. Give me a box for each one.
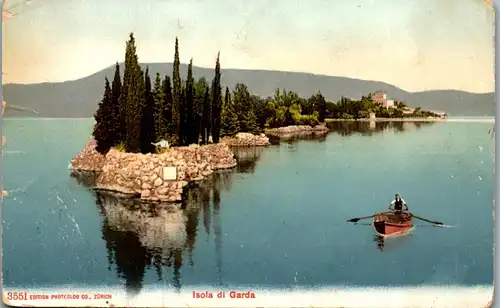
[325,92,447,121]
[70,33,441,202]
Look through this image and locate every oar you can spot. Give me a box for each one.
[346,214,377,223]
[410,213,443,225]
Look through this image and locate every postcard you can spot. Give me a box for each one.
[1,0,495,307]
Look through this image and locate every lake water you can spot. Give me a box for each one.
[2,118,494,295]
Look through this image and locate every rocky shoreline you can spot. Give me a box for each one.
[265,124,328,135]
[326,118,445,122]
[70,126,327,202]
[264,125,329,139]
[70,137,237,202]
[220,132,270,147]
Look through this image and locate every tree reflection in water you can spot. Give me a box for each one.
[230,146,265,173]
[95,191,186,295]
[266,131,328,147]
[70,146,263,295]
[326,120,436,137]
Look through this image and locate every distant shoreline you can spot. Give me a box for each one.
[326,117,495,123]
[3,117,495,124]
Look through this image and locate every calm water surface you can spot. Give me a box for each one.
[2,119,494,294]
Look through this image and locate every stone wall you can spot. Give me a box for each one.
[70,137,106,172]
[70,137,237,202]
[220,132,270,147]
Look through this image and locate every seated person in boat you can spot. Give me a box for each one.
[388,194,408,213]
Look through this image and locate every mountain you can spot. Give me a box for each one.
[2,62,494,117]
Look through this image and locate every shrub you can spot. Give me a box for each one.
[114,142,126,152]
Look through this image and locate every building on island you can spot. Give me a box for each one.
[371,91,387,104]
[370,91,394,109]
[370,91,447,119]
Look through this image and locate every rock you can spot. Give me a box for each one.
[141,190,151,198]
[236,132,255,139]
[154,177,163,187]
[142,182,152,190]
[149,173,158,182]
[154,166,162,175]
[69,137,107,172]
[313,125,329,131]
[147,162,155,170]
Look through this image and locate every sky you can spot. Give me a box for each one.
[2,0,495,93]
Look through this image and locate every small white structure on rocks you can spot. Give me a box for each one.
[151,139,169,148]
[162,166,178,181]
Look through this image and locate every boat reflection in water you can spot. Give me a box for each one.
[372,230,413,252]
[70,146,263,296]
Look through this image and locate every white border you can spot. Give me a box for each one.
[1,286,494,307]
[0,1,497,308]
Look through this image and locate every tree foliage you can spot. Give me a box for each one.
[200,86,211,144]
[140,67,155,153]
[92,33,439,155]
[122,33,145,153]
[172,37,182,143]
[210,52,223,143]
[152,72,166,141]
[93,78,116,154]
[220,87,239,136]
[111,62,123,142]
[184,59,197,145]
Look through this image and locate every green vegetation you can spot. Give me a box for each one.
[327,96,442,120]
[92,33,441,154]
[93,77,116,153]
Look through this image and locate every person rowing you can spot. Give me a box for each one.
[388,193,408,213]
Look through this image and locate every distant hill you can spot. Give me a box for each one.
[3,62,494,117]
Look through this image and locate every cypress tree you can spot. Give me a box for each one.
[93,78,114,154]
[119,34,135,148]
[185,58,195,145]
[317,92,327,123]
[172,37,182,144]
[140,67,155,153]
[179,82,187,145]
[310,92,327,123]
[110,62,123,144]
[200,86,211,144]
[210,52,222,143]
[152,72,166,141]
[221,87,239,136]
[233,83,258,133]
[233,83,250,126]
[162,75,174,137]
[193,77,208,144]
[242,106,259,134]
[123,33,145,153]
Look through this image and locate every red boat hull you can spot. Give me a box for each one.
[373,212,413,237]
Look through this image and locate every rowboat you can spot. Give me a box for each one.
[373,211,413,237]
